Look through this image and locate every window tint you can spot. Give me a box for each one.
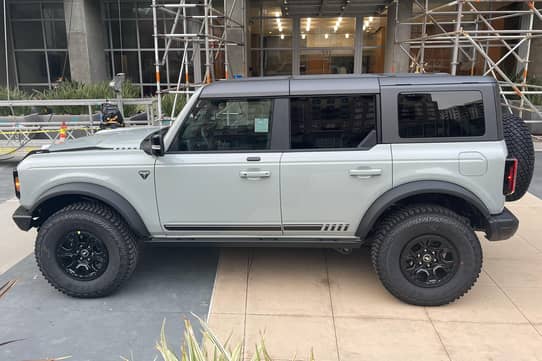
[172,98,273,152]
[398,91,485,138]
[290,95,377,149]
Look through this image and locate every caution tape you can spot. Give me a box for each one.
[0,127,98,135]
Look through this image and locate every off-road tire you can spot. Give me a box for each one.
[503,113,535,201]
[35,201,138,298]
[370,204,482,306]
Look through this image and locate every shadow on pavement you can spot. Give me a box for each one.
[0,245,218,361]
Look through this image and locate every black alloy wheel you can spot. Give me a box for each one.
[55,230,109,281]
[400,235,459,288]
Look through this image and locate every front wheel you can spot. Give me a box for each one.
[35,201,139,298]
[371,204,482,306]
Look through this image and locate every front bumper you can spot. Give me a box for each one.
[12,206,33,231]
[485,207,518,241]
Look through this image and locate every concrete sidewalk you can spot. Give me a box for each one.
[208,193,542,361]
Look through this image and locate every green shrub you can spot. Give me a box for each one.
[161,93,187,119]
[126,315,315,361]
[0,87,34,116]
[35,81,144,116]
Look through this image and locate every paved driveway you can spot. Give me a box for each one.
[207,193,542,361]
[0,199,218,361]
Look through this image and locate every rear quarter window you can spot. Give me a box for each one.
[398,91,485,138]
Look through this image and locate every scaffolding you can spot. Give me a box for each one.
[394,0,542,121]
[151,0,245,120]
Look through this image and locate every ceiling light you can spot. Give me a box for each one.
[334,26,338,32]
[324,33,329,39]
[362,24,367,31]
[369,16,374,22]
[306,18,311,32]
[281,34,285,40]
[275,11,280,17]
[301,33,306,39]
[345,33,349,39]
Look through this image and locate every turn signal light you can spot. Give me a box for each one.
[503,158,518,196]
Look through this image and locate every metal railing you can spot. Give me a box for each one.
[0,98,158,149]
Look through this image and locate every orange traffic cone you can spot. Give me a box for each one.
[58,121,67,143]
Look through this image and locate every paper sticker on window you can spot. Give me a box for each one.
[254,118,269,133]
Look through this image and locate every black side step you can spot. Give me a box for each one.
[145,237,363,248]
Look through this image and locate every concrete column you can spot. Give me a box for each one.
[64,0,108,83]
[224,0,247,77]
[384,0,412,73]
[354,16,363,73]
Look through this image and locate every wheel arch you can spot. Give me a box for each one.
[31,182,150,238]
[356,180,491,241]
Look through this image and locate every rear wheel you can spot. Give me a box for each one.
[35,201,138,298]
[371,204,482,306]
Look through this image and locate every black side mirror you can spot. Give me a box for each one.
[151,134,164,156]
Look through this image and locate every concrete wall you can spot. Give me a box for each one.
[64,0,108,83]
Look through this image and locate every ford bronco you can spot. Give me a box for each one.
[12,74,535,305]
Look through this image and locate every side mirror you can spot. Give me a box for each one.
[151,134,164,156]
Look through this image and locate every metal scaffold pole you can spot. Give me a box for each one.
[395,0,542,121]
[151,0,245,122]
[152,0,162,121]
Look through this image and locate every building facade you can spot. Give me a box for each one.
[1,0,541,97]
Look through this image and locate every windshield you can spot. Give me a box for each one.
[163,87,204,150]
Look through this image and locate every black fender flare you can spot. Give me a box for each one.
[31,182,150,238]
[355,180,491,240]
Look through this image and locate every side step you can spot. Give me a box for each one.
[146,237,363,248]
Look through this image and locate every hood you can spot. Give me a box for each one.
[47,126,162,152]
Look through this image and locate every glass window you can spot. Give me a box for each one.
[172,98,273,152]
[300,17,355,49]
[12,22,44,49]
[10,4,41,19]
[44,21,68,49]
[48,52,70,82]
[263,50,291,75]
[290,95,377,149]
[113,51,140,83]
[10,1,68,88]
[42,3,65,19]
[398,92,485,138]
[16,52,48,83]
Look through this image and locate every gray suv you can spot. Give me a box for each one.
[12,74,535,306]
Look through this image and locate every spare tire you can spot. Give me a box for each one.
[502,113,535,201]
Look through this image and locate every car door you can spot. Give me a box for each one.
[280,93,392,238]
[155,96,283,237]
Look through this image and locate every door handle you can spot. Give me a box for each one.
[349,168,382,178]
[240,170,271,179]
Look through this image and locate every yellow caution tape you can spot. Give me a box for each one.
[0,147,39,153]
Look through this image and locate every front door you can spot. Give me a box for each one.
[155,97,282,236]
[280,94,392,238]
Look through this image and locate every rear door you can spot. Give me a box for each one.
[280,92,392,238]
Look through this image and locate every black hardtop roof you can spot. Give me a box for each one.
[199,73,496,98]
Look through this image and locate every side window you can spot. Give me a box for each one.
[290,95,377,149]
[171,98,273,152]
[398,91,485,138]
